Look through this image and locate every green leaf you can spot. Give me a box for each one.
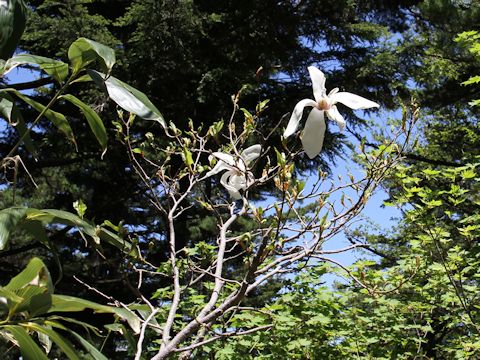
[5,257,53,294]
[87,70,165,128]
[0,92,36,156]
[49,295,141,333]
[70,74,92,84]
[0,206,135,257]
[6,89,75,145]
[4,54,68,83]
[468,99,480,107]
[73,199,87,218]
[95,227,138,256]
[69,330,108,360]
[18,208,134,255]
[13,286,46,314]
[274,148,286,166]
[0,207,27,250]
[0,287,23,303]
[256,99,270,113]
[4,325,49,360]
[68,38,116,75]
[60,94,108,155]
[104,323,138,351]
[462,75,480,86]
[0,92,13,119]
[29,292,53,317]
[182,147,194,167]
[26,323,80,360]
[45,317,101,336]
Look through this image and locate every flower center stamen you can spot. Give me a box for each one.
[317,98,331,110]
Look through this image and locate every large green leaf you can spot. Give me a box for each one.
[50,295,141,333]
[68,38,116,75]
[29,292,53,317]
[4,325,49,360]
[46,316,101,335]
[0,258,52,316]
[0,92,13,119]
[0,207,135,255]
[45,321,107,359]
[0,287,23,303]
[88,70,165,128]
[5,89,75,145]
[26,323,80,360]
[4,257,53,293]
[0,207,27,250]
[0,207,48,251]
[24,208,136,254]
[96,226,139,256]
[12,286,47,315]
[3,54,69,83]
[69,330,109,360]
[60,94,107,155]
[0,92,36,155]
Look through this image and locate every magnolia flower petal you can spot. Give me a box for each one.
[206,162,232,177]
[308,66,326,103]
[330,92,380,110]
[301,108,326,159]
[328,87,339,96]
[326,106,346,131]
[241,144,262,164]
[221,171,242,200]
[283,98,317,138]
[211,152,236,166]
[229,173,248,190]
[205,152,235,177]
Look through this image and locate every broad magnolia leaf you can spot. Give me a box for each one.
[0,207,136,256]
[0,207,26,250]
[24,208,137,255]
[0,207,47,251]
[68,38,115,75]
[4,325,49,360]
[45,316,108,360]
[50,295,141,334]
[45,316,101,338]
[0,92,36,155]
[0,287,23,303]
[88,69,166,128]
[45,321,108,359]
[12,286,48,315]
[0,93,13,121]
[29,292,53,317]
[26,323,80,360]
[4,257,53,294]
[5,89,75,145]
[69,330,108,360]
[3,54,69,83]
[60,94,107,155]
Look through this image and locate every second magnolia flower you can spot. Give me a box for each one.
[206,144,261,200]
[284,66,380,159]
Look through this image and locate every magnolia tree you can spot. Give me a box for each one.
[0,39,415,359]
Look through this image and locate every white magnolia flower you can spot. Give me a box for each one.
[284,66,380,159]
[206,144,261,200]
